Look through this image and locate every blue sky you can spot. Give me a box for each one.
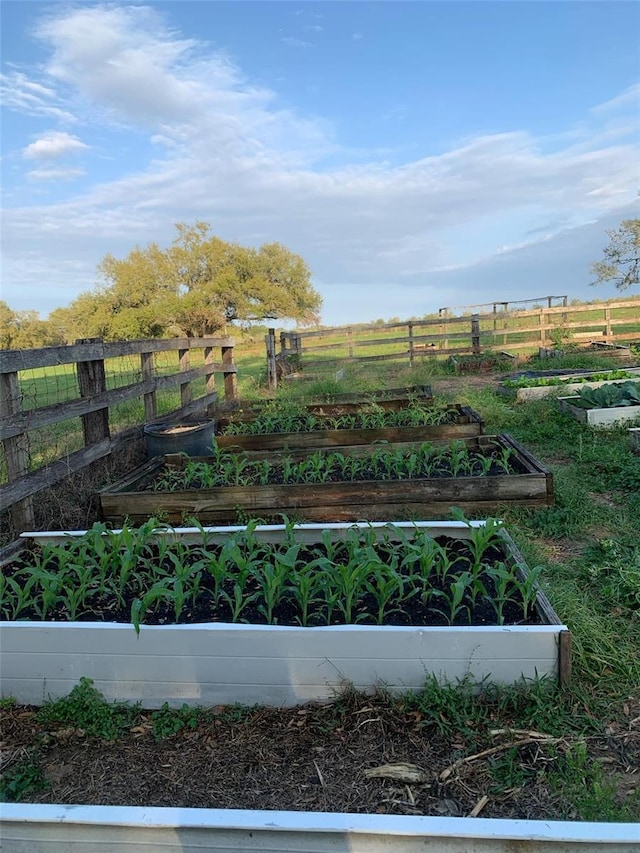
[1,1,638,326]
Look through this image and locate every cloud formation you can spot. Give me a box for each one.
[1,3,638,323]
[23,131,89,160]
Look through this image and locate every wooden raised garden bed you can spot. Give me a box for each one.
[215,385,434,423]
[216,403,485,452]
[0,519,569,711]
[99,434,554,525]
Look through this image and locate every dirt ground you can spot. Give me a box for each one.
[2,691,638,820]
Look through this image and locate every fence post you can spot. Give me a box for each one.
[76,338,110,446]
[347,327,354,359]
[265,328,278,391]
[140,350,156,422]
[539,308,546,347]
[178,346,192,408]
[0,370,35,531]
[605,307,612,342]
[471,314,481,355]
[408,322,414,367]
[221,341,238,401]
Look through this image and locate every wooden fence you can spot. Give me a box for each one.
[266,299,640,387]
[1,336,237,531]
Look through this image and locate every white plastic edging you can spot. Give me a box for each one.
[558,397,640,428]
[0,621,565,709]
[1,520,567,708]
[0,804,638,852]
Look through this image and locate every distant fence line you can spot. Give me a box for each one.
[0,336,237,531]
[437,294,567,317]
[265,299,640,388]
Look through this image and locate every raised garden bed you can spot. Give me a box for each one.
[216,403,485,452]
[99,434,554,525]
[215,385,434,423]
[500,369,640,402]
[3,804,637,852]
[0,519,569,711]
[448,352,516,374]
[558,381,640,428]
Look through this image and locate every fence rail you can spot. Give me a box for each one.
[1,336,237,531]
[265,300,640,387]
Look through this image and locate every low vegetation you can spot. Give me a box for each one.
[571,381,640,409]
[0,517,542,631]
[151,441,518,490]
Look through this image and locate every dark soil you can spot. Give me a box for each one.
[2,691,638,820]
[5,538,540,628]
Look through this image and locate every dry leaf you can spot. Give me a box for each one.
[364,763,427,783]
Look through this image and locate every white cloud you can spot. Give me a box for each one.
[23,131,89,160]
[0,70,76,122]
[1,4,638,324]
[26,167,85,181]
[590,83,640,115]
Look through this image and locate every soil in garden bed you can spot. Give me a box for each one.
[3,687,638,820]
[148,445,528,491]
[3,537,541,628]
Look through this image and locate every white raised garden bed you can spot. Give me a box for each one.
[0,522,569,710]
[1,804,638,853]
[558,397,640,428]
[512,368,640,402]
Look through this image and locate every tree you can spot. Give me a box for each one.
[54,223,322,341]
[591,219,640,291]
[0,301,64,349]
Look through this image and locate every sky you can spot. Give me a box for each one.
[1,0,639,327]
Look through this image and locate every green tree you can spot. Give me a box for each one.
[591,219,640,291]
[0,301,64,349]
[57,222,322,341]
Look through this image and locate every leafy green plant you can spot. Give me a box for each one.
[572,381,640,409]
[150,702,204,740]
[3,518,545,630]
[0,757,48,802]
[37,677,139,739]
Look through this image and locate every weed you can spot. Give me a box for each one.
[150,703,204,741]
[37,677,140,740]
[0,757,48,802]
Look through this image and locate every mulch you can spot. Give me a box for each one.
[2,691,638,820]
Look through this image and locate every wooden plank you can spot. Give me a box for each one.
[0,338,235,373]
[559,630,572,687]
[100,475,552,526]
[75,341,110,446]
[222,344,238,400]
[0,371,35,529]
[141,351,156,422]
[0,367,228,440]
[178,348,192,408]
[1,439,113,507]
[216,422,484,452]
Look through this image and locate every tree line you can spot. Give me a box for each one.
[1,219,638,351]
[1,223,322,349]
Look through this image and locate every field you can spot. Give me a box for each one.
[2,340,639,821]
